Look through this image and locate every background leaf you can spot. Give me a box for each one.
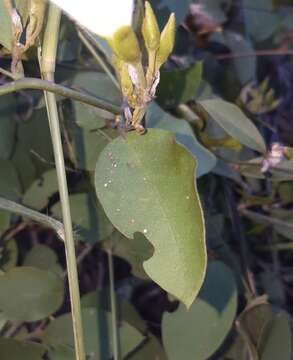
[162,261,238,360]
[95,129,206,307]
[43,307,144,359]
[239,304,292,360]
[198,99,267,153]
[23,169,58,209]
[0,95,17,160]
[146,102,217,177]
[0,338,46,360]
[149,0,192,27]
[0,267,64,321]
[157,62,202,108]
[51,192,113,243]
[23,244,62,276]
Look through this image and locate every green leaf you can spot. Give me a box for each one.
[261,311,292,360]
[70,72,120,131]
[0,159,22,201]
[162,261,238,360]
[72,127,117,172]
[149,0,192,27]
[23,170,58,209]
[11,108,54,192]
[95,129,206,307]
[0,238,18,272]
[0,210,10,234]
[51,192,113,243]
[106,231,153,280]
[24,244,62,276]
[129,335,168,360]
[157,62,202,108]
[210,31,256,85]
[239,304,292,360]
[43,307,144,359]
[243,0,281,42]
[47,345,75,360]
[0,95,17,160]
[0,267,64,321]
[0,0,12,50]
[193,0,232,23]
[146,102,217,177]
[198,99,266,153]
[0,338,46,360]
[81,290,147,334]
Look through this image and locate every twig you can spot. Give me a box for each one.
[0,67,15,79]
[0,78,120,114]
[224,182,257,297]
[240,208,293,230]
[40,4,86,359]
[107,248,119,360]
[0,197,65,241]
[215,49,293,60]
[78,30,120,89]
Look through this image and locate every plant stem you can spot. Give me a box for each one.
[78,30,120,89]
[40,4,86,360]
[240,208,293,230]
[108,248,119,360]
[0,197,65,241]
[0,77,120,114]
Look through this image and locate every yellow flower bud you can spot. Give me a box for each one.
[113,55,133,100]
[142,1,160,51]
[156,13,176,69]
[111,25,141,64]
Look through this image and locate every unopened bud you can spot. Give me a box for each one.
[113,55,133,98]
[111,25,141,64]
[156,13,176,69]
[142,1,160,51]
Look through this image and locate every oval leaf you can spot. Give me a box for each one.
[0,267,64,321]
[95,129,206,307]
[162,261,238,360]
[0,338,46,360]
[199,99,266,153]
[43,307,143,359]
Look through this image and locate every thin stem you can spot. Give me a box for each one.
[240,208,293,230]
[41,4,86,360]
[108,248,119,360]
[0,67,15,79]
[215,48,293,60]
[0,197,64,241]
[0,77,120,114]
[78,30,120,89]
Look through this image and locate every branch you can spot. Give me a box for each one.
[0,77,121,115]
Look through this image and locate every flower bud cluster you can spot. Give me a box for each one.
[111,2,176,133]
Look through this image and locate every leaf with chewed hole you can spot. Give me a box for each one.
[95,129,206,307]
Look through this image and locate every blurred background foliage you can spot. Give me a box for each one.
[0,0,293,359]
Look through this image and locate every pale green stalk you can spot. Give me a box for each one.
[108,249,119,360]
[0,77,120,114]
[0,197,64,241]
[40,4,85,360]
[78,30,120,89]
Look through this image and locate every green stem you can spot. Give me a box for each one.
[241,208,293,230]
[0,77,120,114]
[0,197,64,241]
[107,249,119,360]
[41,4,86,360]
[78,30,120,89]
